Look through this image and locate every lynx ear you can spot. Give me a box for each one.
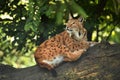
[78,17,84,23]
[69,14,73,20]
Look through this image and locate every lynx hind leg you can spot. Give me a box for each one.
[36,60,54,70]
[64,49,86,61]
[41,55,64,70]
[37,60,58,77]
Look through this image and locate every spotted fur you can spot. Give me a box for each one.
[34,15,97,70]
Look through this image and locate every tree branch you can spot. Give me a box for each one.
[0,42,120,80]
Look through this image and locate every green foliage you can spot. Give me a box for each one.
[0,27,36,67]
[0,0,120,67]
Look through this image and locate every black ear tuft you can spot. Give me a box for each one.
[69,13,73,20]
[78,17,84,22]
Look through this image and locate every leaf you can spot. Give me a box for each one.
[56,4,65,25]
[24,22,32,31]
[70,1,88,18]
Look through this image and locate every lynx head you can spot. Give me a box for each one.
[65,14,87,41]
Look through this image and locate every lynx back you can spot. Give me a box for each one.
[34,15,95,71]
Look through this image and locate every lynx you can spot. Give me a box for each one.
[34,15,97,70]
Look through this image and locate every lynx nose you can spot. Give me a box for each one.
[66,27,72,31]
[66,26,69,30]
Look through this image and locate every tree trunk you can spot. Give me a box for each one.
[0,42,120,80]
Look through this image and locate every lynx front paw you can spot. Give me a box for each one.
[73,49,86,54]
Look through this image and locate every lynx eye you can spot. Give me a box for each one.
[69,29,73,31]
